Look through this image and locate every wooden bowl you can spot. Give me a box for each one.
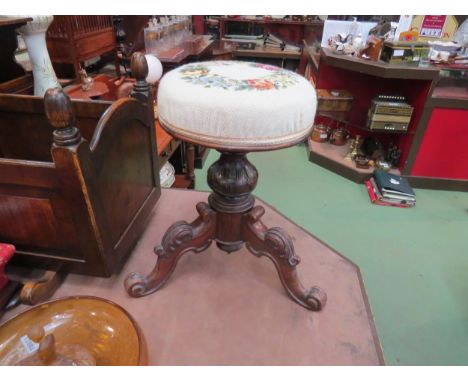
[0,296,147,366]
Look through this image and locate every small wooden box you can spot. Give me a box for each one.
[317,89,353,112]
[380,41,430,65]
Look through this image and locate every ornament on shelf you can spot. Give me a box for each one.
[352,33,364,52]
[344,134,360,161]
[79,67,94,91]
[386,143,402,168]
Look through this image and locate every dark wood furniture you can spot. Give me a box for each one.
[61,74,196,188]
[216,17,323,46]
[125,124,326,312]
[0,17,32,84]
[125,152,326,311]
[0,55,161,277]
[46,16,121,82]
[196,17,323,71]
[124,60,325,310]
[232,46,302,69]
[157,36,215,71]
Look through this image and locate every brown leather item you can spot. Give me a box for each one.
[329,127,349,146]
[310,124,330,143]
[359,35,384,61]
[317,89,353,112]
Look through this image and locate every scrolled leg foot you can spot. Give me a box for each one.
[243,206,327,311]
[305,286,327,311]
[124,272,149,297]
[124,202,216,297]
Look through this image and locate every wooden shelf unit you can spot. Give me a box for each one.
[311,48,434,183]
[218,17,324,26]
[308,47,468,191]
[319,48,439,80]
[317,111,416,135]
[217,17,323,45]
[308,138,401,183]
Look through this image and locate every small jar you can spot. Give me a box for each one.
[311,124,330,143]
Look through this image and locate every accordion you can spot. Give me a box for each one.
[367,95,413,132]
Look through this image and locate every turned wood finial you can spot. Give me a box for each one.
[44,87,81,146]
[131,52,149,83]
[130,52,152,104]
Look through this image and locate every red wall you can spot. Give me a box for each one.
[411,108,468,180]
[315,61,432,172]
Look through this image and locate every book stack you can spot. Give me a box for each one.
[263,33,301,52]
[365,169,416,208]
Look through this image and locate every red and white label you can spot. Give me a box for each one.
[420,15,447,38]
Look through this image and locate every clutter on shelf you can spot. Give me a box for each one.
[321,16,468,69]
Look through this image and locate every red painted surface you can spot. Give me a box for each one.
[411,108,468,180]
[0,243,15,290]
[192,16,205,35]
[315,60,432,172]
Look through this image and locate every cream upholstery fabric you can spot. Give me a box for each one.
[157,60,317,150]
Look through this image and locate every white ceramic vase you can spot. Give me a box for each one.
[15,15,61,96]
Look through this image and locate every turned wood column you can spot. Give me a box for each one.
[207,152,257,252]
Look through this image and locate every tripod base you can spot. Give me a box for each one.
[125,152,326,311]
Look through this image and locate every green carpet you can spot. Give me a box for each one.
[195,144,468,366]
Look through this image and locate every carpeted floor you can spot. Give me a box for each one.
[194,144,468,365]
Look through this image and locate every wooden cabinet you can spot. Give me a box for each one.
[0,84,161,276]
[0,17,31,83]
[307,47,468,191]
[215,17,323,46]
[46,16,120,81]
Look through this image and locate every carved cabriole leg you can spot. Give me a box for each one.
[243,206,327,311]
[125,202,216,297]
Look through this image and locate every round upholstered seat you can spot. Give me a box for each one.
[157,60,317,151]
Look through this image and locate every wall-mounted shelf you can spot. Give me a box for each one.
[317,111,415,135]
[320,48,439,80]
[217,17,324,26]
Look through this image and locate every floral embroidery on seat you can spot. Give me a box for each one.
[179,62,299,91]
